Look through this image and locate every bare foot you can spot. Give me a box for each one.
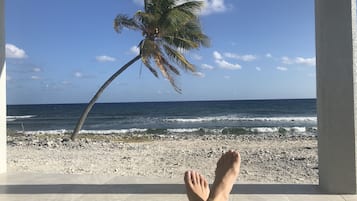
[208,150,241,201]
[184,170,210,201]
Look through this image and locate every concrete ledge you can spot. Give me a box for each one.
[0,184,321,195]
[0,173,354,201]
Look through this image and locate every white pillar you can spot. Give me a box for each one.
[0,0,6,174]
[315,0,357,193]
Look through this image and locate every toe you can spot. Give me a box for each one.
[185,170,194,186]
[193,171,198,184]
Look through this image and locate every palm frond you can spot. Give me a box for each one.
[174,1,203,16]
[140,39,158,59]
[177,20,210,47]
[162,35,200,50]
[154,54,169,79]
[114,14,141,33]
[137,40,158,78]
[160,57,180,75]
[163,44,195,72]
[154,54,181,93]
[158,1,203,35]
[141,56,159,78]
[113,0,209,94]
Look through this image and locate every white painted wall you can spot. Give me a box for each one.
[315,0,357,193]
[0,0,6,174]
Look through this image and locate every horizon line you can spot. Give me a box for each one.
[7,97,317,106]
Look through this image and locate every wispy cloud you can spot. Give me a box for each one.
[74,72,83,78]
[281,57,294,65]
[256,67,261,71]
[276,66,288,71]
[223,52,257,62]
[192,54,203,60]
[96,55,116,62]
[201,64,214,70]
[201,0,229,15]
[6,44,28,59]
[193,72,205,78]
[282,56,316,66]
[31,75,40,80]
[295,57,316,66]
[213,51,223,60]
[265,53,272,58]
[32,67,41,72]
[216,60,241,70]
[133,0,229,16]
[213,51,242,70]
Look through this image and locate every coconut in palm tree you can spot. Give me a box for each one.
[71,0,210,140]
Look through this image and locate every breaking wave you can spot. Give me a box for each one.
[19,126,317,136]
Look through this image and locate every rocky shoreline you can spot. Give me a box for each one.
[7,132,318,184]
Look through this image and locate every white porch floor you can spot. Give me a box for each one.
[0,173,356,201]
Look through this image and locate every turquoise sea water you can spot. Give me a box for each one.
[6,99,317,135]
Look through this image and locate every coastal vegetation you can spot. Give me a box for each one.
[71,0,209,140]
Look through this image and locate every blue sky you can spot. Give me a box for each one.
[5,0,316,104]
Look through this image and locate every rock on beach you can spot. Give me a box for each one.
[7,132,318,184]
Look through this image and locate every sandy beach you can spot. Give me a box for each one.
[7,132,318,184]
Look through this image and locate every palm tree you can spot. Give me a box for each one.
[70,0,210,140]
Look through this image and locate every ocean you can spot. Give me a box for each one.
[6,99,317,135]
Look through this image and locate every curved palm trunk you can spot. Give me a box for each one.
[71,55,141,140]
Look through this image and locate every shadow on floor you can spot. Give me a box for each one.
[0,184,322,194]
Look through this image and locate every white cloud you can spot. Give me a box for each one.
[281,56,316,66]
[223,52,257,62]
[281,57,294,65]
[276,66,288,71]
[6,44,28,59]
[224,75,231,79]
[213,51,241,70]
[256,67,261,71]
[31,75,40,80]
[74,72,83,78]
[295,57,316,66]
[135,0,228,16]
[266,53,272,58]
[96,55,116,62]
[201,64,214,70]
[193,72,205,78]
[192,54,203,60]
[130,46,140,55]
[240,55,257,62]
[213,51,223,60]
[215,59,241,70]
[32,67,41,72]
[201,0,228,15]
